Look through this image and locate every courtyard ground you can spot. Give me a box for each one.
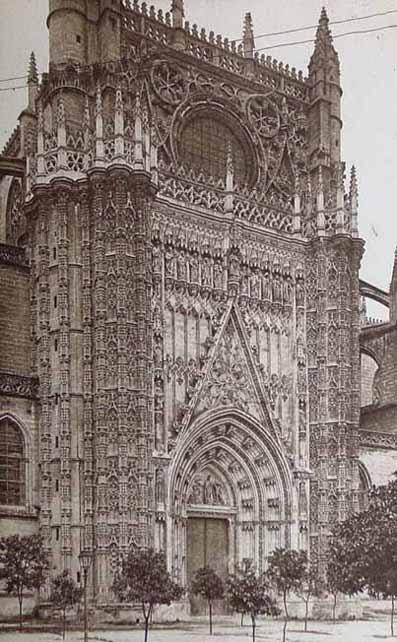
[1,617,397,642]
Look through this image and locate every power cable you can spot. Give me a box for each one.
[236,8,397,42]
[0,7,397,82]
[255,23,397,52]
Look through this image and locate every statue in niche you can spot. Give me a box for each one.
[272,274,282,303]
[165,249,175,277]
[189,254,199,282]
[155,468,165,504]
[296,278,305,307]
[213,261,223,289]
[283,275,293,304]
[152,244,162,273]
[154,340,163,368]
[250,271,261,299]
[201,258,212,286]
[263,272,271,300]
[177,251,187,280]
[240,269,249,296]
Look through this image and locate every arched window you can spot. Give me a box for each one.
[179,115,251,186]
[360,351,379,407]
[0,419,25,506]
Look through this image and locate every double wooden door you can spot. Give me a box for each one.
[187,517,229,614]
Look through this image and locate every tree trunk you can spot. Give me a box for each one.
[241,612,244,627]
[144,616,150,642]
[391,593,395,637]
[63,607,66,639]
[283,590,289,620]
[282,618,287,642]
[332,593,337,624]
[209,601,213,635]
[304,596,309,632]
[18,590,23,631]
[251,614,256,642]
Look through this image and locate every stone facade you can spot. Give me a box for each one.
[0,0,395,611]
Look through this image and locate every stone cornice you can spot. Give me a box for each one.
[0,371,39,399]
[0,243,29,270]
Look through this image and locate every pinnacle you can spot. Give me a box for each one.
[350,165,358,198]
[309,6,339,68]
[28,51,38,84]
[243,12,255,58]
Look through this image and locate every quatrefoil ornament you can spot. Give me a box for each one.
[151,60,187,105]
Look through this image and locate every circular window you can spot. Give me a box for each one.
[179,115,252,186]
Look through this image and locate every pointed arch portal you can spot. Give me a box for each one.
[167,407,293,599]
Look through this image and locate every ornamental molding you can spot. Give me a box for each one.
[0,371,39,399]
[359,429,397,451]
[0,243,29,269]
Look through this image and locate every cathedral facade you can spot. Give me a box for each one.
[0,0,396,610]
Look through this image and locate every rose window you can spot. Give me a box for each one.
[179,116,250,185]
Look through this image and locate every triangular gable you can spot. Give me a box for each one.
[179,300,280,440]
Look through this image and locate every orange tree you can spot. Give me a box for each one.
[112,547,184,642]
[328,477,397,636]
[0,534,48,630]
[226,564,279,642]
[191,567,224,635]
[50,570,83,639]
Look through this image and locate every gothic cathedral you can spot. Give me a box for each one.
[1,0,396,610]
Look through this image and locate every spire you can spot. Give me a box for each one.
[349,165,358,237]
[293,173,301,235]
[316,167,325,236]
[95,84,105,165]
[224,141,234,216]
[26,51,39,112]
[114,85,124,160]
[243,12,255,58]
[171,0,184,29]
[28,51,38,84]
[310,7,339,70]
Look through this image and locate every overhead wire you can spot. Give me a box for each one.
[255,23,397,52]
[235,8,397,41]
[0,7,397,84]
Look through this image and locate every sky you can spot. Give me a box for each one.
[0,0,396,318]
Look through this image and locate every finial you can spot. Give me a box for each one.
[293,173,301,235]
[171,0,184,29]
[309,6,339,71]
[83,96,90,129]
[349,165,358,205]
[243,12,255,58]
[96,84,102,116]
[317,166,324,211]
[28,51,38,84]
[225,141,234,215]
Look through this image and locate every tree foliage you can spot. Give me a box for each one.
[50,570,83,639]
[328,476,397,635]
[226,564,279,642]
[191,567,224,635]
[112,547,184,642]
[267,548,308,620]
[0,534,48,630]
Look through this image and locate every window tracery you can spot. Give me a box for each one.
[179,116,249,185]
[0,419,25,506]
